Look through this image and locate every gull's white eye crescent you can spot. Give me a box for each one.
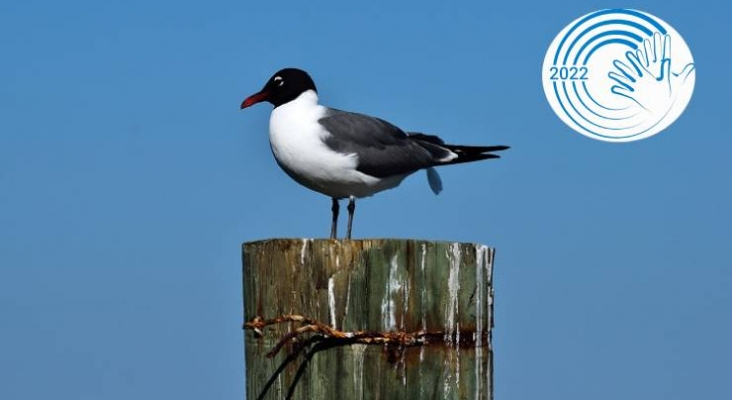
[273,76,284,87]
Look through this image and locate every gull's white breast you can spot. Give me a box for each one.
[268,90,406,198]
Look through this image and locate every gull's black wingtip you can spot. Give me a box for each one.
[440,143,510,165]
[443,144,510,154]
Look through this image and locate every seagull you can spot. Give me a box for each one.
[241,68,509,239]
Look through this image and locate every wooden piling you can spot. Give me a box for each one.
[243,239,495,399]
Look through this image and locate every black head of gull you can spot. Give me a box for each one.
[241,68,317,109]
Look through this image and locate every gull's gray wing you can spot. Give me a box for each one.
[319,109,452,178]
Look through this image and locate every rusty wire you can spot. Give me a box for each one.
[243,314,449,358]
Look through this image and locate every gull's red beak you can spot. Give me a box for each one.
[241,90,269,109]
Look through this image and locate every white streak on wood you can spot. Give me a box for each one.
[444,243,462,397]
[328,276,336,328]
[444,243,461,343]
[352,344,366,400]
[475,244,488,399]
[300,238,310,265]
[401,261,409,331]
[420,243,427,334]
[381,254,401,331]
[343,270,352,329]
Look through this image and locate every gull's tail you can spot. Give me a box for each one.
[408,132,510,166]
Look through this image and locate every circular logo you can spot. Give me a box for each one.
[542,9,696,142]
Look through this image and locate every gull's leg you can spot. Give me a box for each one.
[346,196,356,240]
[330,198,339,239]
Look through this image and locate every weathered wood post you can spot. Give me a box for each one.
[243,239,495,399]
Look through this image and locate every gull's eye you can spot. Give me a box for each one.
[273,76,284,87]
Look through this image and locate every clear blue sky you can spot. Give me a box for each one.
[1,1,730,399]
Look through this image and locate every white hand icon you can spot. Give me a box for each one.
[608,32,695,115]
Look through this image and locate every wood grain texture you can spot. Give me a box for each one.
[243,239,494,400]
